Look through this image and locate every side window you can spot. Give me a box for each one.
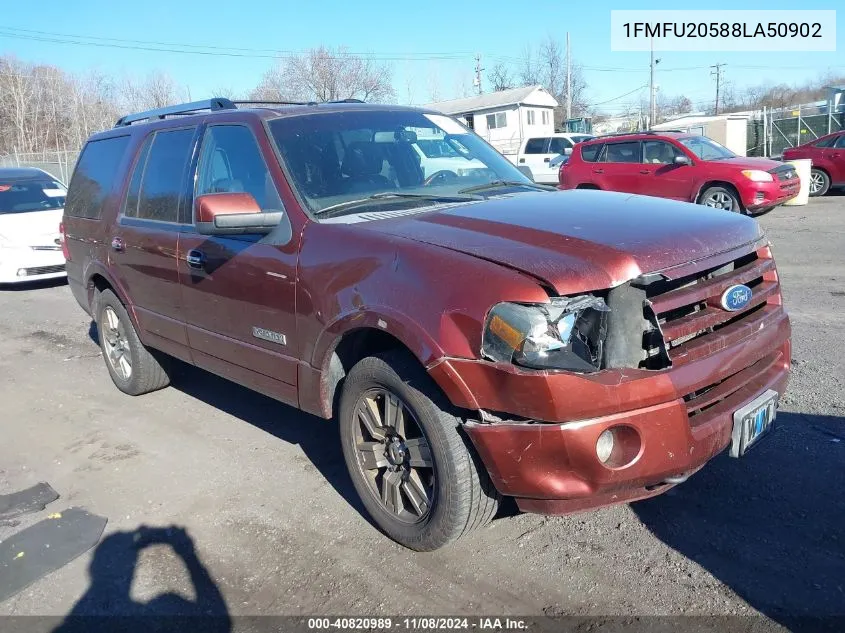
[196,125,283,212]
[122,135,153,218]
[642,141,682,164]
[485,112,507,129]
[549,137,573,154]
[65,136,131,219]
[835,135,845,149]
[580,143,604,162]
[136,128,196,223]
[524,138,550,154]
[814,135,837,148]
[603,142,640,163]
[526,110,536,125]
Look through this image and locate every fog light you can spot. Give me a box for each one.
[16,269,27,277]
[596,430,615,463]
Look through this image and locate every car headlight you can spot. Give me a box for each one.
[741,169,774,182]
[481,295,610,372]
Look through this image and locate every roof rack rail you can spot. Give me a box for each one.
[115,98,236,127]
[596,129,684,138]
[233,98,365,106]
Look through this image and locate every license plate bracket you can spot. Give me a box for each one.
[729,389,778,458]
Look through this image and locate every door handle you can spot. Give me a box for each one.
[543,157,551,163]
[640,169,651,174]
[110,237,124,252]
[592,169,604,174]
[519,158,526,163]
[186,249,206,269]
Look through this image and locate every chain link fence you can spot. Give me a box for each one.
[747,101,845,158]
[0,149,80,184]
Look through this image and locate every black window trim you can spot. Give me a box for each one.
[601,140,642,164]
[117,124,200,230]
[65,133,132,220]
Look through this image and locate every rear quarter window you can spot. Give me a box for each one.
[580,143,604,162]
[65,136,131,219]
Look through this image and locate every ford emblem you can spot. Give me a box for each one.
[721,284,753,312]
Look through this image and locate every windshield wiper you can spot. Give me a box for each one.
[457,180,557,195]
[314,192,478,219]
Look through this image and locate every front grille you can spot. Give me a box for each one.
[30,245,62,251]
[643,246,781,367]
[770,165,797,181]
[21,264,66,276]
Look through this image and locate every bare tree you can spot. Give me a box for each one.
[519,36,589,124]
[488,63,514,92]
[118,71,186,112]
[252,46,394,103]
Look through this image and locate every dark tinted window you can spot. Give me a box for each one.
[580,143,604,162]
[137,128,195,223]
[835,134,845,149]
[604,141,640,163]
[548,137,573,154]
[0,177,66,214]
[65,136,131,219]
[524,138,549,154]
[814,135,837,148]
[196,125,283,212]
[122,135,153,218]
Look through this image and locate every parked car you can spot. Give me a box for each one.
[559,131,801,214]
[64,99,791,551]
[511,133,595,184]
[410,134,489,180]
[782,130,845,196]
[0,167,67,284]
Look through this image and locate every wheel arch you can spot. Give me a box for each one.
[696,181,744,209]
[84,264,140,331]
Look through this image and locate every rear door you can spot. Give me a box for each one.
[177,121,299,406]
[518,137,552,183]
[638,140,694,200]
[110,127,198,357]
[594,141,642,193]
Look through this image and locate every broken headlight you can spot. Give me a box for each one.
[481,295,610,372]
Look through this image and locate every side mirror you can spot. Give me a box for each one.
[674,155,691,166]
[195,193,281,236]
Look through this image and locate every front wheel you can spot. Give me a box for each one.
[809,168,830,197]
[699,186,743,213]
[339,352,500,551]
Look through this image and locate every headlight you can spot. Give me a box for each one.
[741,169,774,182]
[481,295,610,372]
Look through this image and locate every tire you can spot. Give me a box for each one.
[339,351,500,551]
[809,168,830,197]
[699,186,743,213]
[96,289,170,396]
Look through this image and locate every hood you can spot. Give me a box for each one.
[0,209,64,247]
[708,156,784,171]
[366,190,763,295]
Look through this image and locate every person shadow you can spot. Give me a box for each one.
[53,525,231,633]
[631,412,845,631]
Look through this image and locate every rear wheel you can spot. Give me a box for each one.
[96,289,170,395]
[339,352,500,551]
[809,168,830,197]
[699,186,743,213]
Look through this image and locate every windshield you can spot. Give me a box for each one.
[0,178,66,214]
[570,135,594,144]
[268,110,535,219]
[679,136,736,160]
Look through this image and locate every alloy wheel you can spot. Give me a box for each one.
[703,191,735,211]
[352,388,435,523]
[809,172,824,195]
[102,306,132,380]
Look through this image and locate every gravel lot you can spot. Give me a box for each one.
[0,194,843,630]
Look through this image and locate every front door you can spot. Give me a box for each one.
[178,122,300,406]
[829,134,845,184]
[638,140,694,201]
[109,127,198,356]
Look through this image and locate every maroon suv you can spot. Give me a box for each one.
[782,130,845,196]
[559,131,800,214]
[63,99,791,550]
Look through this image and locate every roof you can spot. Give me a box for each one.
[0,167,53,180]
[651,113,751,130]
[424,85,558,115]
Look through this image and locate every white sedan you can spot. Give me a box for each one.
[0,167,67,284]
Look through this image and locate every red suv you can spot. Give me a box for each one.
[559,131,800,214]
[63,99,791,550]
[782,130,845,197]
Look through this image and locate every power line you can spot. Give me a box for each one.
[711,63,726,115]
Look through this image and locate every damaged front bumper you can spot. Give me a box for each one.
[428,307,791,515]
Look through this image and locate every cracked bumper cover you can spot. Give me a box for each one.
[428,309,791,515]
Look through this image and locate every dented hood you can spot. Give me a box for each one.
[368,189,764,294]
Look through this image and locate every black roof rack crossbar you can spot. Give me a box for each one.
[596,129,688,138]
[232,98,365,107]
[115,98,236,127]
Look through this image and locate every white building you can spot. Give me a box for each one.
[424,85,558,157]
[651,113,751,156]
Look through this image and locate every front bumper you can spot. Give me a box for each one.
[430,307,791,515]
[742,177,800,211]
[0,248,66,284]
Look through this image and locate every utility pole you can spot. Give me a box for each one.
[474,54,484,95]
[648,39,661,128]
[565,32,572,120]
[711,63,726,115]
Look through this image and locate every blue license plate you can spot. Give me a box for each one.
[729,390,778,458]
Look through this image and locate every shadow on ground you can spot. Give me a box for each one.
[0,278,68,291]
[53,525,230,632]
[632,412,845,628]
